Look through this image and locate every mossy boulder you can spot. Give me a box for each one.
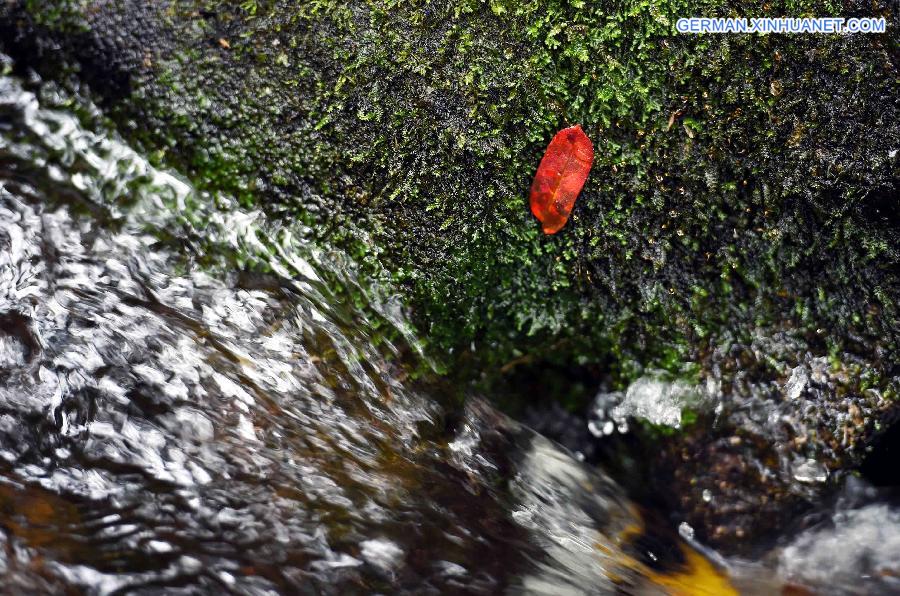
[2,0,897,548]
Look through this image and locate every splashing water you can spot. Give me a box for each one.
[0,59,701,594]
[0,58,896,595]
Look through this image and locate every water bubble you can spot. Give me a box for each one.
[608,375,701,429]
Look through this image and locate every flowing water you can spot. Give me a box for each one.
[0,58,897,595]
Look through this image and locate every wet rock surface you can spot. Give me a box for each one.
[0,0,898,578]
[527,333,898,550]
[1,67,744,593]
[1,0,896,370]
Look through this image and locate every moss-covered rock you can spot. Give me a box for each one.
[2,0,897,548]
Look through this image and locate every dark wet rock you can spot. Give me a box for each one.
[0,74,670,592]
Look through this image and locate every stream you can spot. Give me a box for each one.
[0,57,898,595]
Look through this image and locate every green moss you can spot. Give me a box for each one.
[22,0,89,32]
[5,0,897,394]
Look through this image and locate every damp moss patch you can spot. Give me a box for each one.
[1,0,897,387]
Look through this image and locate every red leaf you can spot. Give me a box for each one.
[529,124,594,234]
